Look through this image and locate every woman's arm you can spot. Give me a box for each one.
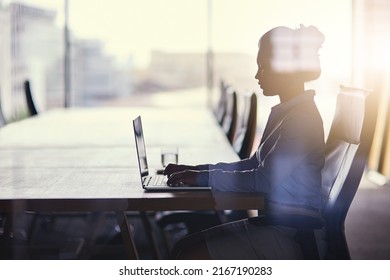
[164,153,258,176]
[207,110,324,194]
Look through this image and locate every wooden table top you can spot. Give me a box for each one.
[0,106,264,212]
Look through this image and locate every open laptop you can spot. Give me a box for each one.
[132,116,210,191]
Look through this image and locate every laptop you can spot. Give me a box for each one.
[132,116,210,191]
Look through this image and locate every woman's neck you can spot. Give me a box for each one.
[278,82,305,103]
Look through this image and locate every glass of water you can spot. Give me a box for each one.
[161,147,178,167]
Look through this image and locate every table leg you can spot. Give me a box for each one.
[115,211,139,259]
[139,211,162,259]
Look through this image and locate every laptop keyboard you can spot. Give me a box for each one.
[144,175,168,186]
[154,175,168,185]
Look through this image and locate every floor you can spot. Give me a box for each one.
[345,173,390,259]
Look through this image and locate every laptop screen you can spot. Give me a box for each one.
[133,116,149,177]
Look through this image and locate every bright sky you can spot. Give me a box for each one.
[4,0,352,75]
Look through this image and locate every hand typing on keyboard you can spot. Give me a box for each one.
[164,164,197,177]
[167,170,198,187]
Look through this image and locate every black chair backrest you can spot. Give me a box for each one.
[233,92,257,159]
[0,88,6,127]
[215,80,229,125]
[24,80,38,116]
[221,91,238,143]
[321,85,377,259]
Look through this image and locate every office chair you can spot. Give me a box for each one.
[0,109,6,127]
[321,85,376,259]
[0,82,41,257]
[0,88,6,128]
[23,80,38,116]
[214,80,229,125]
[227,92,259,221]
[221,91,238,144]
[232,92,258,159]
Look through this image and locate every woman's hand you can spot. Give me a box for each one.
[166,170,199,187]
[163,164,197,176]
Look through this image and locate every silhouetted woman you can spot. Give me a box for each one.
[164,25,326,259]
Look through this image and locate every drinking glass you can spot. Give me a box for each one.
[161,147,178,167]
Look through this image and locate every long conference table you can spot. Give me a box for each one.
[0,105,264,259]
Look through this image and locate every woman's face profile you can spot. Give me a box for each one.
[255,45,287,97]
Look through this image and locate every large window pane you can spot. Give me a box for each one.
[0,0,353,133]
